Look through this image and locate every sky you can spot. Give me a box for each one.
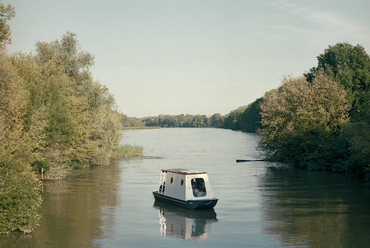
[3,0,370,117]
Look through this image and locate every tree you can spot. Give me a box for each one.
[343,121,370,182]
[12,53,99,173]
[303,42,370,180]
[239,98,263,133]
[0,3,15,51]
[304,43,370,121]
[33,32,122,166]
[34,32,94,79]
[222,106,247,130]
[258,75,349,163]
[0,53,43,233]
[222,98,263,133]
[208,113,224,128]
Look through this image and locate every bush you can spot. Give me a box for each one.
[0,52,43,234]
[342,122,370,180]
[258,74,350,175]
[298,126,349,172]
[0,166,42,234]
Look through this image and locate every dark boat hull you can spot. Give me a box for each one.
[152,191,218,210]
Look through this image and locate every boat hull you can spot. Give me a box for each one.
[152,191,218,210]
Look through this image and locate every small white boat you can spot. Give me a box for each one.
[152,169,218,210]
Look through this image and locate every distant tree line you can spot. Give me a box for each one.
[119,113,146,127]
[120,113,224,128]
[142,113,224,128]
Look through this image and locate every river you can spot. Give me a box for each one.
[1,128,369,247]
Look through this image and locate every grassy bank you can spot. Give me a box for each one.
[111,144,144,159]
[40,144,144,180]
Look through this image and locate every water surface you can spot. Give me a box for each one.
[1,128,369,247]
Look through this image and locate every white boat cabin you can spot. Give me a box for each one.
[157,168,216,201]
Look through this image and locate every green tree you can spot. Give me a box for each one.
[208,113,224,128]
[34,32,94,79]
[239,98,263,133]
[304,42,370,182]
[222,106,247,130]
[342,122,370,182]
[259,75,349,163]
[304,43,370,121]
[0,53,43,234]
[119,113,145,127]
[12,53,98,174]
[0,3,15,51]
[223,98,263,133]
[33,32,122,166]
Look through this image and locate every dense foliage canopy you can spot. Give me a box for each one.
[11,32,123,172]
[222,43,370,185]
[258,75,349,166]
[0,5,125,233]
[260,75,349,139]
[120,113,225,128]
[0,53,43,234]
[258,43,370,184]
[305,43,370,121]
[222,99,263,132]
[0,3,14,51]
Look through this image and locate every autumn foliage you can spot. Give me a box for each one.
[0,53,43,234]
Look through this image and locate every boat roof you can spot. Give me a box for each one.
[161,168,207,175]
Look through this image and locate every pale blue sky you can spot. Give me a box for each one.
[4,0,370,117]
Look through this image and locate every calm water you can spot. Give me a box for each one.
[1,128,370,247]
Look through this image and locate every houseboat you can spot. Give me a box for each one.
[152,169,218,210]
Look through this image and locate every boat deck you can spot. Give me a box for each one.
[161,168,207,175]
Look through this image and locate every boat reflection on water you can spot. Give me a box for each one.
[153,200,218,241]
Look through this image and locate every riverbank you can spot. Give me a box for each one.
[121,126,161,130]
[38,144,144,180]
[111,144,144,159]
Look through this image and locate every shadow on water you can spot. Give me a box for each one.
[153,200,218,241]
[258,163,370,248]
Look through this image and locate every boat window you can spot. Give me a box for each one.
[170,177,173,184]
[180,179,184,186]
[191,178,207,197]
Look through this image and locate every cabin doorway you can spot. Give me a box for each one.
[191,178,207,197]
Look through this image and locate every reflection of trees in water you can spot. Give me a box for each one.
[259,164,370,248]
[0,161,121,248]
[45,163,120,247]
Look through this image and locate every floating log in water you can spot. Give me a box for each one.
[236,159,265,163]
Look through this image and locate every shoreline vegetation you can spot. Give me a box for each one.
[121,126,161,130]
[226,43,370,188]
[38,144,143,180]
[111,144,144,159]
[0,4,143,234]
